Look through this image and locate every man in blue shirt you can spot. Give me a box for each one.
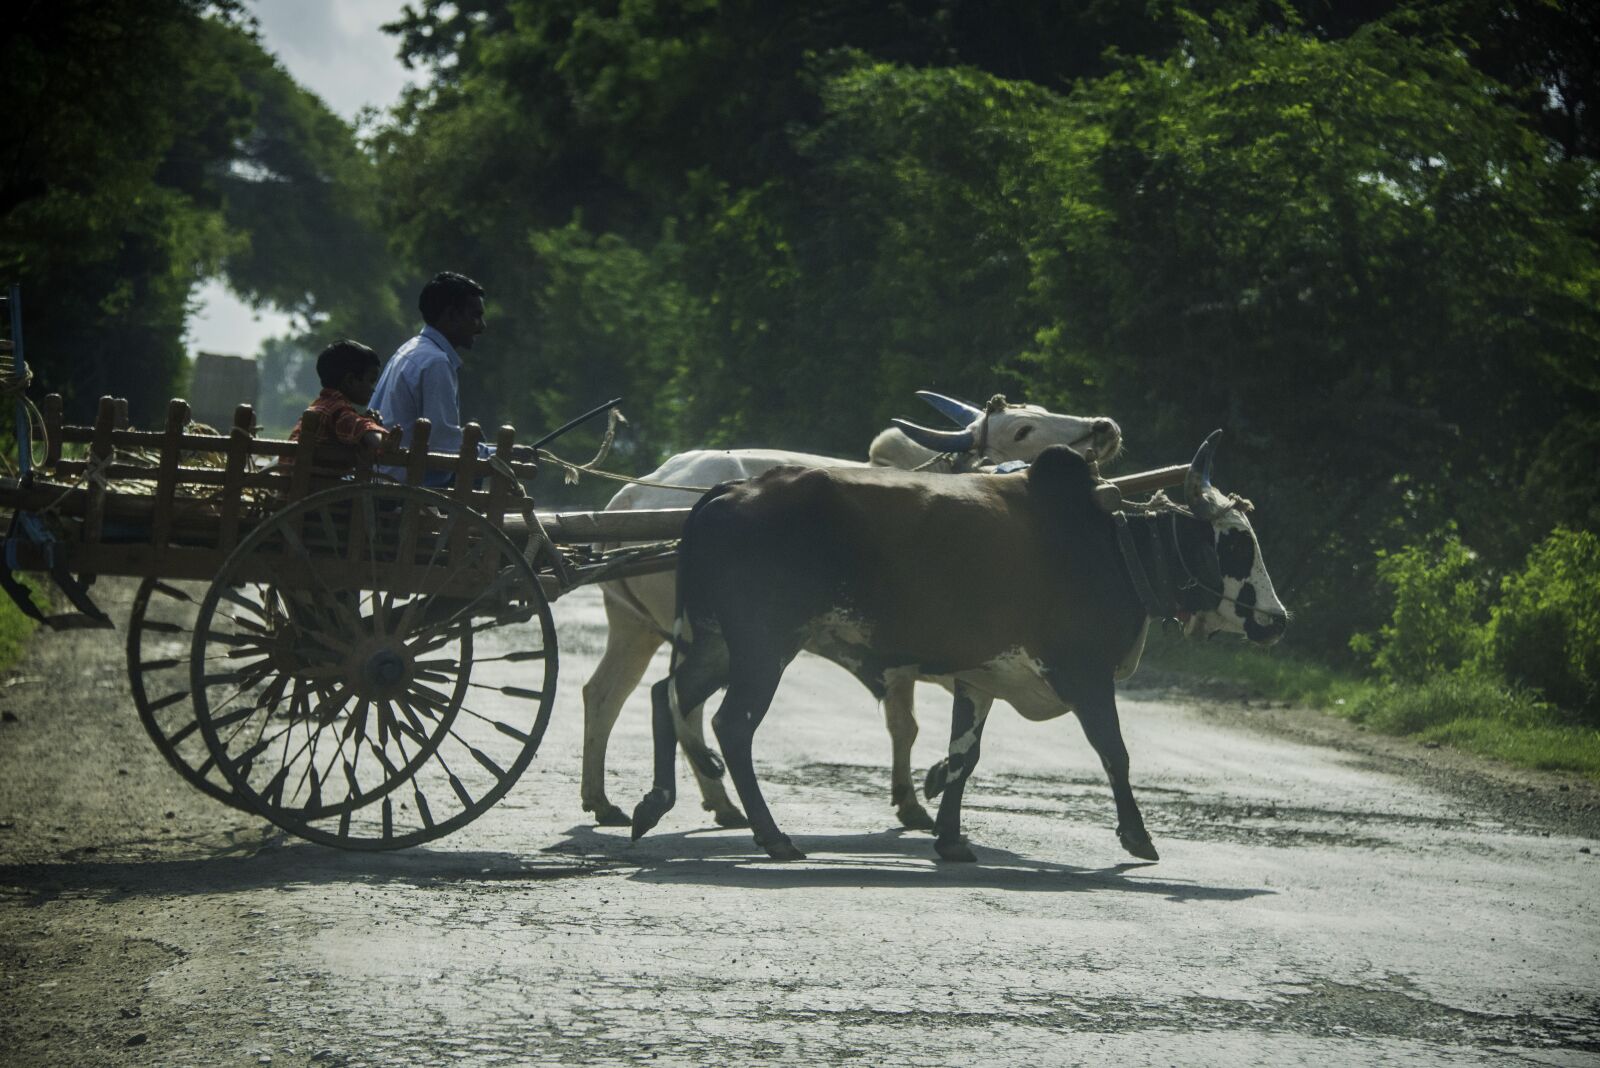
[371,271,531,485]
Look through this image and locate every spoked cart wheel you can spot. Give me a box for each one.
[190,482,558,849]
[128,577,253,810]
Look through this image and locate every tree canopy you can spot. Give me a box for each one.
[5,0,1597,664]
[0,0,396,419]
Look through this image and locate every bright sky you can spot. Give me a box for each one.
[185,0,413,359]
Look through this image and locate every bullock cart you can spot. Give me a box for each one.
[0,388,693,850]
[0,388,1187,851]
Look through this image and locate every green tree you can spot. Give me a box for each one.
[372,0,1247,452]
[2,1,249,417]
[1,4,397,422]
[1022,11,1600,650]
[370,0,1598,671]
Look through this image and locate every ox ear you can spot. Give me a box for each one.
[916,391,983,427]
[1027,445,1099,518]
[892,418,976,453]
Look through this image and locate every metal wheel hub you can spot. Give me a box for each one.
[349,637,413,700]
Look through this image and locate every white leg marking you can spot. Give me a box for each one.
[581,594,664,809]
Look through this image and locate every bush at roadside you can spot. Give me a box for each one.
[1482,528,1600,727]
[1352,526,1599,727]
[1348,531,1487,683]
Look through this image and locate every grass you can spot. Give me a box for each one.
[1139,626,1375,708]
[1139,628,1600,782]
[0,576,38,673]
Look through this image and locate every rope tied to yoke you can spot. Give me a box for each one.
[531,408,719,493]
[534,405,628,486]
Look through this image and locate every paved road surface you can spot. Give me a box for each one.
[1,582,1597,1066]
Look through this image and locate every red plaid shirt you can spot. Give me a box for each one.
[290,388,386,446]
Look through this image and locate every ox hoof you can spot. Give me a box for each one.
[712,806,750,829]
[587,802,632,828]
[630,789,674,841]
[896,801,936,832]
[935,836,976,863]
[757,834,806,861]
[1118,827,1160,862]
[923,760,952,800]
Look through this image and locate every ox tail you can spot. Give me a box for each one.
[666,483,739,781]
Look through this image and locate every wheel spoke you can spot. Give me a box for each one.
[392,511,464,636]
[474,649,549,664]
[467,681,545,701]
[144,689,189,713]
[185,484,555,849]
[402,567,531,647]
[455,704,532,744]
[407,610,536,650]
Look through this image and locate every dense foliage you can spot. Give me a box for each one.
[1349,532,1488,684]
[366,0,1598,657]
[1353,527,1600,727]
[5,1,1598,721]
[0,0,397,419]
[1485,529,1600,723]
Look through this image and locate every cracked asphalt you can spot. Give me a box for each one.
[2,580,1597,1067]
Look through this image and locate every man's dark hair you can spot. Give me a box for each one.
[315,340,380,389]
[418,271,485,326]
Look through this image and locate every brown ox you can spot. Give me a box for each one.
[631,432,1287,862]
[580,392,1121,831]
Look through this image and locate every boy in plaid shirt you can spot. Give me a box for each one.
[290,340,387,450]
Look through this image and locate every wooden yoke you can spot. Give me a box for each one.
[1109,463,1190,496]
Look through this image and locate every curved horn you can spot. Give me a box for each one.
[1184,429,1224,519]
[892,418,976,454]
[915,390,983,427]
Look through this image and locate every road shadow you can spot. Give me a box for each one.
[0,833,605,906]
[544,824,1274,903]
[0,824,1272,908]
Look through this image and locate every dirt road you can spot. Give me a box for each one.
[2,581,1597,1067]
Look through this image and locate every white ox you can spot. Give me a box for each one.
[869,392,1120,472]
[580,392,1122,829]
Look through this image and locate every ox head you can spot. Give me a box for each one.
[892,391,1122,466]
[1170,431,1287,645]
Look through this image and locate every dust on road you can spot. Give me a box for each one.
[2,581,1597,1067]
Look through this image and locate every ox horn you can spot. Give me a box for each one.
[892,418,976,453]
[1184,429,1224,519]
[916,390,983,427]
